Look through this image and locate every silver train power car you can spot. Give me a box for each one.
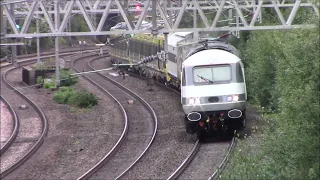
[109,32,247,139]
[181,40,247,139]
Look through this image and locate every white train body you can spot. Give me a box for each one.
[109,32,247,139]
[181,49,247,121]
[166,32,247,137]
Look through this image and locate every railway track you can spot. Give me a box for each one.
[127,70,238,180]
[0,46,238,179]
[1,46,100,69]
[0,48,102,179]
[132,73,238,180]
[0,65,48,178]
[126,72,238,180]
[72,55,158,179]
[0,96,19,155]
[0,46,99,66]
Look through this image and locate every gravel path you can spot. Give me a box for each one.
[0,101,13,148]
[4,63,124,179]
[90,58,199,179]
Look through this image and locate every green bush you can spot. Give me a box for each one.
[52,87,98,108]
[242,30,278,110]
[67,91,98,108]
[60,69,78,86]
[220,15,320,180]
[43,79,56,89]
[52,87,76,104]
[36,76,44,85]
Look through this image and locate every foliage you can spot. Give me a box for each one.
[36,76,44,85]
[53,87,98,109]
[67,91,98,108]
[220,13,319,180]
[31,57,56,70]
[43,78,56,89]
[0,47,11,59]
[71,15,90,33]
[60,69,78,87]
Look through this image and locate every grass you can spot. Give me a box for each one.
[52,87,98,109]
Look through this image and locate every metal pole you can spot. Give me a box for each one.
[10,3,17,66]
[168,0,173,26]
[152,0,157,37]
[163,33,168,67]
[0,4,4,42]
[193,7,199,41]
[126,40,129,57]
[55,0,60,87]
[36,12,40,63]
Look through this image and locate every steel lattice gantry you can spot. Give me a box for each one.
[0,0,319,38]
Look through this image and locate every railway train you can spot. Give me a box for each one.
[109,32,247,140]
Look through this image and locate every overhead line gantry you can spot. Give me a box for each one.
[0,0,319,38]
[0,0,319,87]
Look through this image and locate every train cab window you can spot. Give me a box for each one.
[193,65,231,84]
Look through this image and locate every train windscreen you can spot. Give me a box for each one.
[193,65,231,84]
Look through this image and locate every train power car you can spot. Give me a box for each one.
[109,32,247,140]
[181,41,247,139]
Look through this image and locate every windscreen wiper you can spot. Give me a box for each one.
[197,75,213,83]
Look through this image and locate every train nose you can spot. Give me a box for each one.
[228,109,242,118]
[187,112,201,121]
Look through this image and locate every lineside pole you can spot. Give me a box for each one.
[163,32,168,68]
[168,0,173,26]
[193,6,199,41]
[0,4,4,44]
[55,0,60,87]
[152,0,157,37]
[36,12,40,63]
[10,3,17,66]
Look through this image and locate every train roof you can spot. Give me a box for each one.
[183,49,241,67]
[175,32,193,37]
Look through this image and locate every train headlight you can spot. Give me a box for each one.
[227,95,239,102]
[188,98,195,105]
[233,95,239,102]
[188,97,200,105]
[195,97,200,104]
